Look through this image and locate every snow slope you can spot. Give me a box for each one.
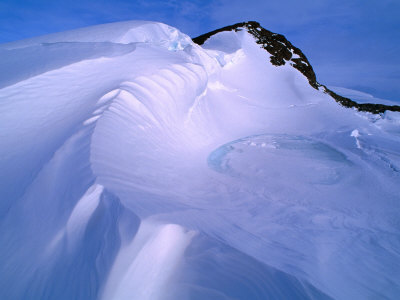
[329,86,399,106]
[0,21,399,300]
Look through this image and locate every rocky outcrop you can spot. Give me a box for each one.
[193,21,400,114]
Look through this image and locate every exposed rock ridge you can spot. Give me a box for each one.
[193,21,400,114]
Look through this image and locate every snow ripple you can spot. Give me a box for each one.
[1,21,400,300]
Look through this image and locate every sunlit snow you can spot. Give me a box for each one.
[0,21,399,300]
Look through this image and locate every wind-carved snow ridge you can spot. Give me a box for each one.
[1,21,400,300]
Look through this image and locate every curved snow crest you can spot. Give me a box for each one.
[0,20,400,300]
[0,20,192,49]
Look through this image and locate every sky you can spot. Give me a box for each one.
[1,0,399,102]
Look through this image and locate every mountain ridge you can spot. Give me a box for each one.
[193,21,400,114]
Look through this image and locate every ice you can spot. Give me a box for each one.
[0,20,399,300]
[207,134,350,185]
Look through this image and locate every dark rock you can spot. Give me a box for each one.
[321,85,400,114]
[193,21,400,114]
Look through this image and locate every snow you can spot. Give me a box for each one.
[0,21,400,300]
[102,222,195,300]
[329,85,399,106]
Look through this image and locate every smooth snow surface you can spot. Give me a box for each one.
[329,86,399,106]
[1,21,399,300]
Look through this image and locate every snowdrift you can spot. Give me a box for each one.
[0,20,399,300]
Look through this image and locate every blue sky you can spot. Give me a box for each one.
[1,0,399,101]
